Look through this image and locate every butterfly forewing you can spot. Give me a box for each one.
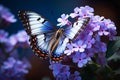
[64,17,90,40]
[18,11,56,35]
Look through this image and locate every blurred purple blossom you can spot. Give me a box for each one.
[69,71,82,80]
[0,30,8,43]
[0,29,31,79]
[0,4,31,80]
[49,62,83,80]
[16,30,29,42]
[0,30,31,80]
[8,30,29,46]
[49,62,70,77]
[1,57,31,78]
[0,5,17,23]
[9,34,18,46]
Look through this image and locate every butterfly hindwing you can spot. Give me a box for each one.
[51,37,69,61]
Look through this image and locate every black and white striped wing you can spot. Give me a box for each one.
[18,11,56,59]
[64,17,90,40]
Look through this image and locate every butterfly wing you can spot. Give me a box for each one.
[18,11,56,59]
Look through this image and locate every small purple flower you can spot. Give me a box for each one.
[94,41,107,53]
[56,73,69,80]
[98,24,109,36]
[69,71,82,80]
[89,15,104,32]
[85,35,95,48]
[64,43,74,55]
[108,28,117,40]
[70,6,94,18]
[70,7,80,18]
[79,6,94,17]
[49,63,70,77]
[103,19,116,30]
[72,40,87,52]
[72,52,90,68]
[85,48,96,58]
[89,23,100,33]
[0,5,17,23]
[102,19,117,40]
[91,15,104,23]
[57,14,69,27]
[0,30,8,43]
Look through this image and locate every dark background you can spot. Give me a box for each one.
[0,0,120,80]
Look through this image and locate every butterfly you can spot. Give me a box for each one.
[18,11,90,61]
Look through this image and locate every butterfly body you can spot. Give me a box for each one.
[18,11,90,61]
[48,28,64,55]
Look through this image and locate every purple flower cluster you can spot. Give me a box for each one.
[9,30,29,46]
[0,30,31,80]
[57,5,116,67]
[50,6,117,80]
[0,57,31,79]
[0,4,31,80]
[0,4,17,23]
[0,29,31,80]
[0,30,8,43]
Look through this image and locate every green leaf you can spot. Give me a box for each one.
[114,68,120,75]
[106,36,120,57]
[107,52,120,61]
[96,66,114,80]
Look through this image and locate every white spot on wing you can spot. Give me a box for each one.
[29,21,40,25]
[30,24,43,29]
